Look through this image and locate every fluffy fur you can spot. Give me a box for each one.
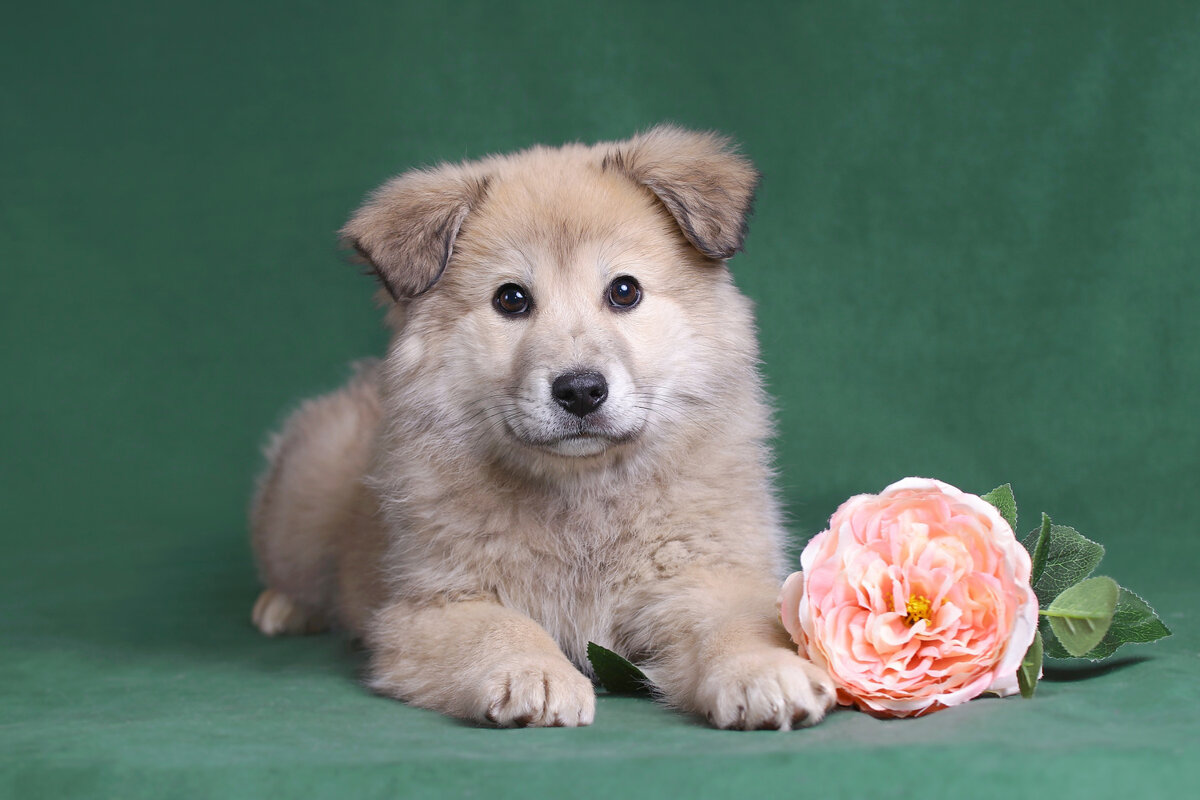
[250,126,835,729]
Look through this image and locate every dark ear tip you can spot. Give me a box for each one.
[341,236,400,301]
[704,172,760,261]
[695,242,738,260]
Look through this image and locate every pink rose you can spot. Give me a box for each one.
[779,478,1038,718]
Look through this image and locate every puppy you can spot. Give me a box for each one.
[250,126,835,729]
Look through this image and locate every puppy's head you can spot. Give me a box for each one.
[343,126,762,475]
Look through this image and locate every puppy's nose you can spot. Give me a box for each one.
[551,371,608,417]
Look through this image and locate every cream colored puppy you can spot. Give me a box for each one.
[250,126,835,729]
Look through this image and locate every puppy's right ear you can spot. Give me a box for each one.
[341,167,489,299]
[601,125,759,261]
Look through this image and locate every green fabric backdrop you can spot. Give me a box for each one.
[2,1,1196,797]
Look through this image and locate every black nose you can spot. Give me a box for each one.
[551,371,608,417]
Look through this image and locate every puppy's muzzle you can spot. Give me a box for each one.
[551,371,608,418]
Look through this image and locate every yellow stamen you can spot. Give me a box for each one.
[903,594,933,626]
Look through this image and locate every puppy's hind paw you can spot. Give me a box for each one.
[251,588,328,636]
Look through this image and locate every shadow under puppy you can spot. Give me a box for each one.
[250,126,835,729]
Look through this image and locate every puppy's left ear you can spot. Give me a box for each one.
[601,125,760,260]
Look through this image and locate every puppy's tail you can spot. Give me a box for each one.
[249,360,384,636]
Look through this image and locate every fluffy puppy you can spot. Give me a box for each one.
[250,126,835,729]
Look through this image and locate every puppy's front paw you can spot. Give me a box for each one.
[481,657,596,728]
[695,648,835,730]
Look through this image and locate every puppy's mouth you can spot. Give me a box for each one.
[507,419,642,458]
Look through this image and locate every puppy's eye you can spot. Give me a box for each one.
[493,283,532,316]
[607,276,641,310]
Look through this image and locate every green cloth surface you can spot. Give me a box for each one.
[2,1,1197,797]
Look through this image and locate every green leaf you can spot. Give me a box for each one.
[1075,586,1172,660]
[1020,513,1052,588]
[1018,630,1043,699]
[1023,521,1104,607]
[1040,623,1072,659]
[1044,576,1119,657]
[587,642,651,696]
[1041,585,1173,660]
[982,484,1018,536]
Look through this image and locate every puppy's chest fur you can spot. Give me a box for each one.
[390,476,693,669]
